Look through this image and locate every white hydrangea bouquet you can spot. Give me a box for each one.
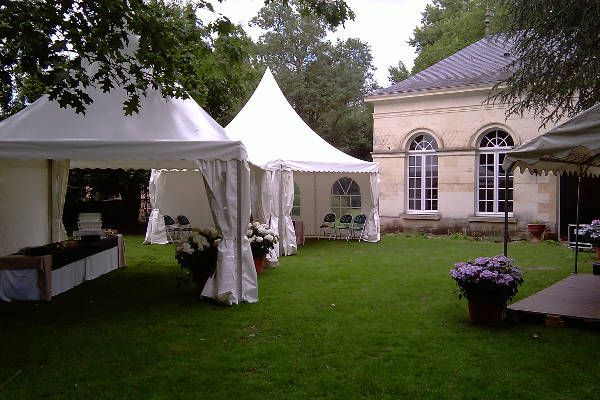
[175,228,221,288]
[247,222,278,257]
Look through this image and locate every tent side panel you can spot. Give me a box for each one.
[295,171,373,237]
[0,160,50,256]
[159,171,215,229]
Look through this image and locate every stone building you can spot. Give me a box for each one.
[364,35,588,238]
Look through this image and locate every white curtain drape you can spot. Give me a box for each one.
[365,172,381,242]
[251,168,278,266]
[281,170,297,255]
[270,169,297,256]
[144,169,168,244]
[197,159,257,305]
[50,160,70,242]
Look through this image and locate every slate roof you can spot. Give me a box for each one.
[369,34,517,97]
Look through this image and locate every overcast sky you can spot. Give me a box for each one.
[202,0,431,87]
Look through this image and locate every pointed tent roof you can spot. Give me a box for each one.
[504,103,600,177]
[226,68,378,173]
[0,84,246,168]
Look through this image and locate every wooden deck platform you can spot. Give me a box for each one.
[508,274,600,322]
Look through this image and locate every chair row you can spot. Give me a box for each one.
[319,213,367,241]
[163,215,192,243]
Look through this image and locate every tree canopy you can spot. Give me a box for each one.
[387,60,410,85]
[251,0,377,160]
[409,0,507,74]
[493,0,600,126]
[0,0,352,120]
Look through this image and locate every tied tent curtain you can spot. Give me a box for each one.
[144,169,168,244]
[197,159,257,305]
[251,167,278,267]
[281,170,297,255]
[365,172,381,242]
[50,160,70,242]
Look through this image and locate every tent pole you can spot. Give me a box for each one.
[503,168,509,257]
[236,160,244,299]
[574,174,582,274]
[48,160,54,243]
[278,166,284,256]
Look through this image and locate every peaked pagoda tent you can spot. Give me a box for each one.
[156,68,380,259]
[0,83,257,305]
[503,103,600,272]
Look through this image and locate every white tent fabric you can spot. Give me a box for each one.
[365,173,381,242]
[50,160,70,242]
[197,160,258,303]
[250,167,279,266]
[144,170,169,245]
[503,103,600,176]
[225,68,380,244]
[0,83,256,305]
[226,68,378,173]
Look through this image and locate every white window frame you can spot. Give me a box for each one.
[331,177,361,217]
[406,134,439,214]
[476,130,514,216]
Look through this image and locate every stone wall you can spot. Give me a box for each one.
[367,86,559,236]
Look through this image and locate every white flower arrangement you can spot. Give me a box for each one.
[175,227,222,283]
[247,221,278,257]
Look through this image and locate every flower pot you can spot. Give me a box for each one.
[253,255,266,274]
[468,299,505,326]
[527,224,546,242]
[596,246,600,260]
[191,269,211,295]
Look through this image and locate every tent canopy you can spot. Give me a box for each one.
[225,68,378,173]
[0,85,246,167]
[503,103,600,177]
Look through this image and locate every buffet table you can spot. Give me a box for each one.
[0,235,125,302]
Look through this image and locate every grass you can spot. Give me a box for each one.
[1,235,599,399]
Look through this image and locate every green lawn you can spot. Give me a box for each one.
[1,235,599,399]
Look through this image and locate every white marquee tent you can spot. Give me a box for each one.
[0,83,257,305]
[154,68,380,261]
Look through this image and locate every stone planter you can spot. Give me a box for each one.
[527,224,546,242]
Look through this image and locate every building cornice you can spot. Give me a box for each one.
[365,83,506,104]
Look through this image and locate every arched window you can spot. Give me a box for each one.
[407,134,438,212]
[292,181,301,217]
[331,177,361,216]
[477,130,514,214]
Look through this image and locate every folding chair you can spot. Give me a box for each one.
[348,214,367,241]
[163,215,178,243]
[319,213,337,239]
[176,215,192,239]
[336,214,353,240]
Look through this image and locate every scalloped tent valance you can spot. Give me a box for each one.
[503,103,600,177]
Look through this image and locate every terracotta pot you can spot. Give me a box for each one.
[468,299,505,326]
[253,255,266,274]
[596,246,600,260]
[527,224,546,242]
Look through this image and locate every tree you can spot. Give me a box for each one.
[492,0,600,126]
[251,1,377,160]
[409,0,507,73]
[387,60,410,85]
[0,0,352,119]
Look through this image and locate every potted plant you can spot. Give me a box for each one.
[450,255,524,326]
[247,222,278,273]
[175,228,221,294]
[527,221,546,242]
[580,219,600,259]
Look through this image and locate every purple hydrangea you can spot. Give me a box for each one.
[450,255,524,304]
